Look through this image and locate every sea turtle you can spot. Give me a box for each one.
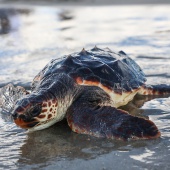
[9,47,170,140]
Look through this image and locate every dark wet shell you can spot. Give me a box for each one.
[32,47,146,93]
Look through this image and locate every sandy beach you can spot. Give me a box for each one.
[0,2,170,170]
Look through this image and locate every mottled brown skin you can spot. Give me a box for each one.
[66,90,161,140]
[139,84,170,95]
[11,47,170,140]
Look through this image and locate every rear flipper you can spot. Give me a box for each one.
[138,84,170,96]
[66,100,160,141]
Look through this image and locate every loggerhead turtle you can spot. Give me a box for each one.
[10,47,170,140]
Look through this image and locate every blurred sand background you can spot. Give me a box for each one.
[0,0,170,6]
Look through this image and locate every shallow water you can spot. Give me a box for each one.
[0,4,170,170]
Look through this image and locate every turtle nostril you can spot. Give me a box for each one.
[12,112,26,121]
[12,112,18,120]
[18,114,27,121]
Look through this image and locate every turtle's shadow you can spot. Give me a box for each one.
[17,94,165,166]
[17,119,160,166]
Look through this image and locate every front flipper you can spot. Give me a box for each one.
[138,84,170,96]
[66,100,160,140]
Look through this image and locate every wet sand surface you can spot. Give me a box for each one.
[0,2,170,170]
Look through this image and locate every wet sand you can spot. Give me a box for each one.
[0,3,170,170]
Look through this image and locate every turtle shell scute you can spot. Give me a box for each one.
[32,47,146,93]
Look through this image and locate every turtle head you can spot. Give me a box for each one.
[12,93,58,131]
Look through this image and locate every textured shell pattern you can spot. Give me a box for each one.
[32,47,146,94]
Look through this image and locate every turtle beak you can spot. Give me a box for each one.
[12,111,39,129]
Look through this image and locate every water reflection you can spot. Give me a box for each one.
[15,95,166,167]
[119,36,149,46]
[120,94,170,118]
[59,10,74,21]
[0,4,170,170]
[0,8,32,34]
[0,9,12,34]
[17,120,149,167]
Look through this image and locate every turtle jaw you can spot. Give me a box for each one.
[12,111,40,129]
[27,117,61,131]
[13,114,55,131]
[12,109,53,131]
[14,114,62,132]
[13,112,56,131]
[13,117,39,129]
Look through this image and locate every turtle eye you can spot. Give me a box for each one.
[30,104,42,117]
